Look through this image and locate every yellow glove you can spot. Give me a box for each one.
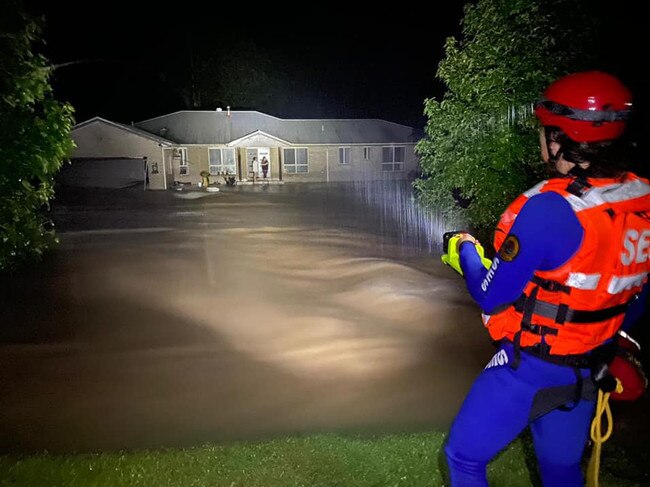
[441,234,493,276]
[475,242,493,270]
[441,234,464,275]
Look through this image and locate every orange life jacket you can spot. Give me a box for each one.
[484,173,650,356]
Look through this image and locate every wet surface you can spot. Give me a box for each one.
[1,184,647,462]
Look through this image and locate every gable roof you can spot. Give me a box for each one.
[73,117,173,145]
[226,130,293,147]
[135,111,423,145]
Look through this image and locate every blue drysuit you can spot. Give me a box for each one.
[445,191,647,486]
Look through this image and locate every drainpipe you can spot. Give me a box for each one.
[160,145,167,189]
[326,148,330,183]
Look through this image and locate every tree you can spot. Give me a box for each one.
[416,0,597,236]
[0,2,75,272]
[179,37,290,114]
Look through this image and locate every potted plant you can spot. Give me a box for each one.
[200,170,210,187]
[222,170,236,186]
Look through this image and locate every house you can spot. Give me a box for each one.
[70,110,422,190]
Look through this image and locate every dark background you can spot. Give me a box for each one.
[30,3,464,127]
[28,1,647,137]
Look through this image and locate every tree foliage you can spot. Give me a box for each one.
[416,0,597,235]
[0,2,75,272]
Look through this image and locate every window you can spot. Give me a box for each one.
[209,148,236,175]
[363,147,371,160]
[283,148,309,173]
[151,162,159,174]
[338,147,351,164]
[381,146,405,172]
[175,148,189,175]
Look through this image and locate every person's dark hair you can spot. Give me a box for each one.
[544,126,631,178]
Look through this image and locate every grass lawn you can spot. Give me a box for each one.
[0,432,640,486]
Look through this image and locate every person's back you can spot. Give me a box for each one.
[442,71,650,487]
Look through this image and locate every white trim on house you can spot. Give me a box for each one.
[73,117,173,146]
[160,146,167,189]
[136,110,416,130]
[283,142,411,147]
[152,142,412,147]
[126,141,414,148]
[226,130,292,147]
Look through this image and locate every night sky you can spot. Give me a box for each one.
[30,1,647,135]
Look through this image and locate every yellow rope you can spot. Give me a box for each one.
[586,379,623,487]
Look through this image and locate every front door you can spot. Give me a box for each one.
[246,148,271,180]
[257,147,271,179]
[246,148,258,180]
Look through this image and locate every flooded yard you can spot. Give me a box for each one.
[1,183,646,460]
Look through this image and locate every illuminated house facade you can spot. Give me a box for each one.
[71,111,422,190]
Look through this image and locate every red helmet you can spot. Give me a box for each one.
[534,71,632,143]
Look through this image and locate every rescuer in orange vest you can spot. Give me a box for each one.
[442,71,650,486]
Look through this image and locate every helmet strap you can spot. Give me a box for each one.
[568,165,589,179]
[544,126,561,165]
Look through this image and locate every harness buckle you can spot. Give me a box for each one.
[531,276,570,294]
[523,323,559,336]
[545,280,566,292]
[527,324,545,335]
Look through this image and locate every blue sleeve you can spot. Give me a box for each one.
[460,192,584,314]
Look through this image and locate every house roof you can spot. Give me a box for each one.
[73,117,173,145]
[134,111,423,145]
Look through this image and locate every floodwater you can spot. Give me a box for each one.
[1,183,646,459]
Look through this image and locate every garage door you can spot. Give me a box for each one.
[58,157,147,189]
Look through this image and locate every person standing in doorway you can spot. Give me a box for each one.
[261,156,269,179]
[251,156,259,183]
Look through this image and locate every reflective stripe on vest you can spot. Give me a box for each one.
[565,179,650,213]
[609,271,648,294]
[565,272,601,290]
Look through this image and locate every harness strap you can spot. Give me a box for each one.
[512,331,522,370]
[531,275,571,294]
[521,342,592,368]
[566,175,592,197]
[558,367,584,412]
[511,285,541,369]
[514,297,633,324]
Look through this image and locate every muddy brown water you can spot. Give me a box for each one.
[1,184,647,469]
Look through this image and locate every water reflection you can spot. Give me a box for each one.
[0,182,488,452]
[348,180,450,254]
